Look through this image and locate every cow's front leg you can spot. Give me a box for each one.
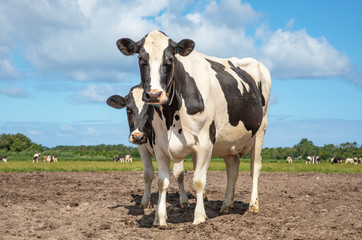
[138,147,154,208]
[153,153,170,227]
[192,148,212,225]
[172,160,190,208]
[220,155,240,214]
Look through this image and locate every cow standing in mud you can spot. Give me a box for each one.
[116,30,271,226]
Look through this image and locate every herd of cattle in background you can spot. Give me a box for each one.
[0,153,133,163]
[286,156,362,164]
[32,153,58,163]
[1,154,361,165]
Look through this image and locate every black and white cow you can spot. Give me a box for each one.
[331,157,343,164]
[33,153,42,163]
[116,30,271,226]
[107,85,190,209]
[1,155,7,163]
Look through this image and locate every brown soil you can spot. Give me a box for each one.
[0,171,361,239]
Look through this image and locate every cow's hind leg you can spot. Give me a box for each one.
[172,160,190,208]
[249,120,267,213]
[220,155,240,214]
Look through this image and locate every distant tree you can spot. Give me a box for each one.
[0,133,45,153]
[294,138,316,159]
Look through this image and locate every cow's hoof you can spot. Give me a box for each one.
[192,215,208,225]
[139,201,150,209]
[249,197,259,213]
[153,220,167,228]
[248,202,259,213]
[220,204,233,214]
[180,201,190,209]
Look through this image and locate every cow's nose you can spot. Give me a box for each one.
[144,90,162,103]
[130,132,147,144]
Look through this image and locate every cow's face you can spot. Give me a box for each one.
[107,87,153,145]
[116,30,195,105]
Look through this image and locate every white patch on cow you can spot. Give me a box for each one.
[132,87,146,114]
[143,31,170,101]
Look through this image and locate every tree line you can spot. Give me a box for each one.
[1,134,361,160]
[0,133,139,158]
[260,138,362,161]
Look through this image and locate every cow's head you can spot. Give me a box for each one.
[116,30,195,105]
[106,86,153,145]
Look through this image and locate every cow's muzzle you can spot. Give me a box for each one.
[129,132,147,145]
[143,90,165,104]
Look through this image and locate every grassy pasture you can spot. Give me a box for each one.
[1,157,361,173]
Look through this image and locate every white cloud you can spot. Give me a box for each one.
[0,85,28,98]
[0,0,360,88]
[0,59,19,79]
[60,125,74,132]
[71,84,113,103]
[84,127,98,136]
[257,27,351,79]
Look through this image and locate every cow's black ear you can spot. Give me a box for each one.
[175,39,195,56]
[116,38,139,55]
[106,95,126,109]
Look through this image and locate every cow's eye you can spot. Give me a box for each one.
[126,109,133,114]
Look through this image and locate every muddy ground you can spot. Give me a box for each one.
[0,171,361,239]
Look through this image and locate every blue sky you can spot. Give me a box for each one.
[1,0,361,148]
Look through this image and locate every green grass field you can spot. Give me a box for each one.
[1,158,361,173]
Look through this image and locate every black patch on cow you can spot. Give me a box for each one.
[173,58,204,115]
[178,129,182,134]
[175,114,180,121]
[138,48,151,90]
[206,59,263,136]
[258,81,266,107]
[209,120,216,144]
[159,58,204,130]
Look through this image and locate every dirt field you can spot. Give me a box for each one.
[0,171,361,239]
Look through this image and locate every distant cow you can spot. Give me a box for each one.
[359,158,362,164]
[33,153,42,163]
[125,155,133,163]
[286,156,292,163]
[1,155,7,163]
[331,157,343,164]
[315,156,320,164]
[52,156,58,163]
[44,155,52,163]
[113,155,125,162]
[345,158,354,164]
[306,156,314,164]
